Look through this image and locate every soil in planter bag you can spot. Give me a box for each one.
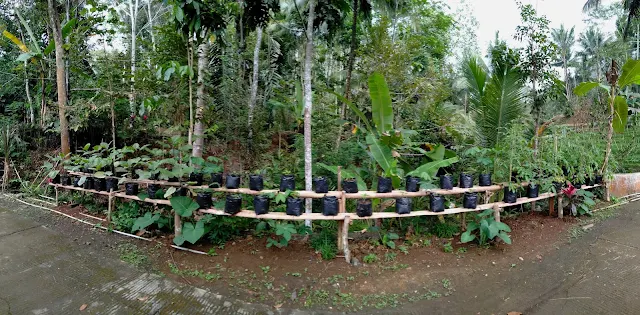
[147,184,161,199]
[196,192,212,209]
[430,194,445,212]
[61,175,72,186]
[253,195,270,215]
[83,177,94,190]
[226,174,241,189]
[189,173,204,185]
[459,173,473,188]
[463,192,478,209]
[94,178,106,192]
[405,176,420,192]
[225,195,242,214]
[286,197,303,216]
[439,175,453,190]
[356,199,372,217]
[396,197,412,214]
[249,175,263,191]
[280,175,295,192]
[377,177,393,193]
[479,173,492,186]
[342,179,359,193]
[105,178,119,191]
[503,187,517,203]
[125,183,139,195]
[210,173,223,187]
[314,177,328,193]
[322,196,338,216]
[527,184,539,198]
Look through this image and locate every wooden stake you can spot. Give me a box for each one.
[54,186,59,206]
[107,189,113,227]
[493,204,501,223]
[548,197,555,216]
[557,196,563,219]
[337,166,344,251]
[342,215,351,264]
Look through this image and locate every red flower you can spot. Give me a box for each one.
[143,115,148,120]
[47,178,52,183]
[562,183,577,197]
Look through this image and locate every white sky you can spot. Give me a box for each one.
[447,0,619,54]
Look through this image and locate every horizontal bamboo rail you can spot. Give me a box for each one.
[50,175,601,264]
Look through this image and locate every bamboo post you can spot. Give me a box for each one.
[558,195,563,219]
[604,180,611,202]
[342,215,351,263]
[54,186,59,206]
[337,166,345,251]
[107,188,113,227]
[493,204,501,223]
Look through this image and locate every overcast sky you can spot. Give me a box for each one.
[447,0,619,54]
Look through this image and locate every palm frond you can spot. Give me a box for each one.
[582,0,601,12]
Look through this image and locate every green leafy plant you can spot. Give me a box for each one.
[264,222,297,248]
[461,209,512,245]
[363,253,378,264]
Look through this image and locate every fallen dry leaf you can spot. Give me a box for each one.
[137,296,149,301]
[79,304,88,311]
[507,312,523,315]
[274,303,283,310]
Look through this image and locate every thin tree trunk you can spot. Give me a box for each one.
[65,0,70,99]
[563,57,571,102]
[247,27,263,149]
[147,0,156,51]
[48,0,70,155]
[40,69,46,127]
[343,0,359,111]
[303,0,316,226]
[129,0,139,127]
[188,37,194,145]
[602,87,616,174]
[192,41,209,158]
[24,58,34,124]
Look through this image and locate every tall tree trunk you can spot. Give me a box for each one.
[40,69,46,127]
[64,0,70,99]
[48,0,70,155]
[187,37,194,145]
[24,57,34,124]
[343,0,359,110]
[563,57,571,102]
[128,0,139,127]
[247,27,263,149]
[147,0,156,52]
[303,0,316,226]
[192,41,209,158]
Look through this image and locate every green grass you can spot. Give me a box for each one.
[117,243,149,268]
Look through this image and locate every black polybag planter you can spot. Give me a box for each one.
[177,187,189,196]
[94,178,106,192]
[396,197,412,214]
[527,184,539,198]
[51,174,60,184]
[147,184,161,198]
[377,177,393,193]
[253,195,270,215]
[210,173,223,187]
[225,195,242,214]
[105,178,119,191]
[83,177,94,190]
[249,175,263,191]
[430,194,445,212]
[463,192,478,209]
[226,174,241,189]
[286,197,303,216]
[356,199,372,217]
[405,176,420,192]
[343,179,359,193]
[125,183,139,195]
[61,175,72,186]
[553,181,563,192]
[595,175,603,184]
[503,187,517,203]
[586,176,594,186]
[479,173,492,187]
[322,196,339,216]
[196,192,212,209]
[189,173,203,186]
[280,175,295,192]
[73,176,81,187]
[440,175,453,190]
[313,177,328,193]
[168,177,179,182]
[459,173,473,188]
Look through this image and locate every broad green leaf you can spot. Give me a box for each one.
[78,176,87,186]
[493,221,511,233]
[460,230,476,243]
[131,212,160,233]
[613,96,628,134]
[497,231,512,244]
[573,82,601,96]
[369,72,393,134]
[425,144,446,161]
[15,10,40,54]
[366,134,395,175]
[387,241,396,249]
[181,221,205,244]
[487,222,499,239]
[326,90,373,132]
[164,187,177,198]
[407,157,459,179]
[2,30,28,52]
[170,196,200,217]
[61,18,77,38]
[94,171,106,178]
[164,67,175,81]
[387,233,399,240]
[618,59,640,88]
[137,193,149,201]
[173,234,185,246]
[16,52,35,62]
[174,6,184,22]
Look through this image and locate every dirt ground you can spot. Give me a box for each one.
[46,197,581,312]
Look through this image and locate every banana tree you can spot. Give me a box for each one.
[574,58,637,174]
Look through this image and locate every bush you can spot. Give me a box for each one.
[432,221,459,239]
[310,229,338,260]
[112,202,142,232]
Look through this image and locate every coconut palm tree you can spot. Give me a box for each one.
[583,0,640,39]
[552,24,575,100]
[578,27,609,82]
